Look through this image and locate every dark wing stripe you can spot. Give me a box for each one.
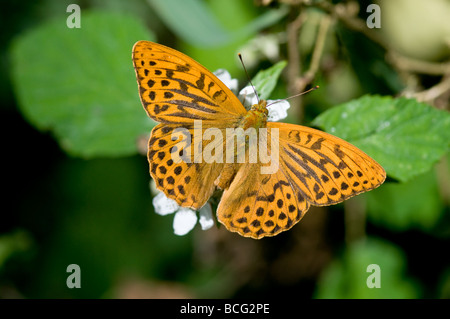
[282,160,312,196]
[164,112,210,120]
[317,142,370,187]
[169,89,219,107]
[279,160,310,207]
[167,99,218,114]
[285,145,326,184]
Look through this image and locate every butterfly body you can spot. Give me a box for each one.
[215,163,238,190]
[243,100,269,130]
[133,41,386,239]
[215,100,270,190]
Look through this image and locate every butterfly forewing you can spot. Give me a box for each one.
[132,41,246,124]
[217,122,385,238]
[269,122,386,206]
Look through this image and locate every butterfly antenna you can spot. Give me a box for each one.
[266,85,320,107]
[238,53,260,104]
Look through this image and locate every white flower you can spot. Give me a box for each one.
[238,86,290,121]
[152,192,179,216]
[238,34,281,69]
[152,192,214,236]
[214,69,239,95]
[214,69,290,122]
[267,100,290,122]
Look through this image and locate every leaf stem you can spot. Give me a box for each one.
[298,13,331,90]
[287,8,306,121]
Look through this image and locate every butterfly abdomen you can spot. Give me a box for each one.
[215,163,238,190]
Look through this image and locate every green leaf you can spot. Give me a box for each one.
[366,169,444,232]
[234,5,289,41]
[251,60,287,101]
[315,237,421,299]
[438,268,450,298]
[147,0,230,47]
[10,11,155,158]
[147,0,288,48]
[0,230,32,268]
[312,95,450,182]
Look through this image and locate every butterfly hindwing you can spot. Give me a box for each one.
[149,123,231,209]
[217,162,310,239]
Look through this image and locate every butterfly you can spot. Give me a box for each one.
[132,40,386,239]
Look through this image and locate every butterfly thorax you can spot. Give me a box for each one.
[240,100,268,130]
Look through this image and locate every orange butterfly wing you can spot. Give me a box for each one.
[217,161,310,239]
[217,122,385,239]
[148,124,230,209]
[133,41,245,209]
[271,122,386,206]
[132,41,246,124]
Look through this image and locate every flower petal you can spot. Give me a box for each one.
[214,69,239,94]
[173,208,198,236]
[267,100,290,121]
[238,86,258,110]
[198,203,214,230]
[148,180,159,196]
[152,192,179,216]
[256,34,280,61]
[238,34,281,68]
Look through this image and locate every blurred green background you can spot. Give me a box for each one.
[1,0,449,299]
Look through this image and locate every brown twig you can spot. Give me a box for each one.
[315,1,450,79]
[311,0,450,109]
[344,197,367,244]
[286,8,306,121]
[298,14,332,90]
[408,74,450,109]
[287,9,331,123]
[388,53,450,75]
[315,1,388,49]
[284,0,450,112]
